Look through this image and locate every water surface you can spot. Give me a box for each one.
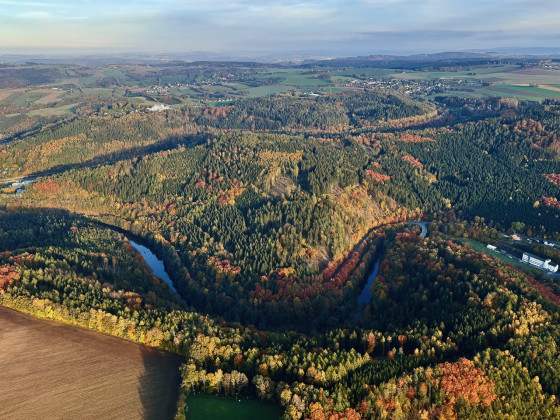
[358,221,428,305]
[358,258,380,305]
[129,240,177,294]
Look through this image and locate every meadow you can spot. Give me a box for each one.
[186,395,283,420]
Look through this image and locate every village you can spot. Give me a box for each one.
[341,76,470,96]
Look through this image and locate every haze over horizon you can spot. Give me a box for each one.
[1,0,560,57]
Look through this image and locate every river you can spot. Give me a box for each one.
[2,178,178,296]
[128,240,178,294]
[357,258,380,305]
[0,176,38,195]
[357,221,428,305]
[0,182,178,295]
[410,221,428,239]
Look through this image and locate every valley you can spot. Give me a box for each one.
[2,55,560,419]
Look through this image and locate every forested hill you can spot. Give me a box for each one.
[195,92,432,131]
[14,131,404,328]
[6,95,560,329]
[0,91,432,181]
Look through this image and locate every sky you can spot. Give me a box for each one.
[1,0,559,56]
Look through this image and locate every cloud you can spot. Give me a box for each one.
[243,3,335,23]
[0,0,52,5]
[0,0,559,54]
[18,11,53,19]
[359,0,412,4]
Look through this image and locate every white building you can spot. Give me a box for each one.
[148,104,172,112]
[522,252,559,273]
[487,244,497,251]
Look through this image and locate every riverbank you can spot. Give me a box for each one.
[129,239,178,294]
[357,221,429,305]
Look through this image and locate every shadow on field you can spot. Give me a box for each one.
[138,347,182,420]
[138,347,183,420]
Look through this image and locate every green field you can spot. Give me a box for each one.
[471,88,543,101]
[186,395,283,420]
[230,69,334,98]
[470,84,560,101]
[101,68,128,79]
[68,68,132,87]
[465,65,521,75]
[453,237,546,276]
[81,87,122,97]
[198,85,236,94]
[425,90,487,100]
[485,84,560,99]
[479,72,560,85]
[390,65,522,81]
[127,96,158,105]
[331,75,356,83]
[178,87,203,96]
[245,84,296,97]
[331,68,398,78]
[13,91,47,107]
[260,70,329,87]
[28,102,81,117]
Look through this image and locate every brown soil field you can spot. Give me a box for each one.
[512,84,560,93]
[538,84,560,93]
[0,306,182,420]
[0,88,25,102]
